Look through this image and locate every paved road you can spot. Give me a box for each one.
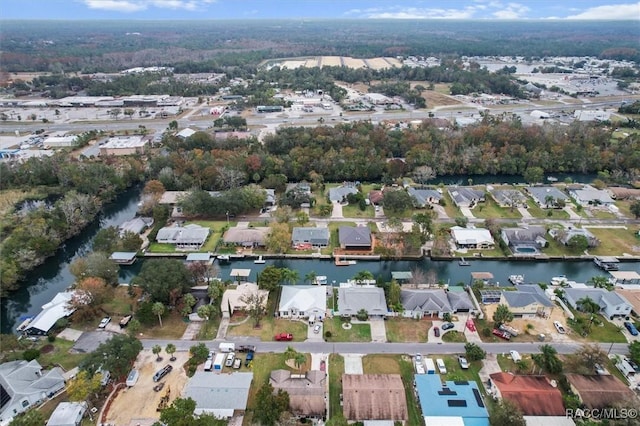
[140,338,630,357]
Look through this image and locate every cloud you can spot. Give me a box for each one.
[565,2,640,19]
[82,0,213,13]
[492,2,530,19]
[347,6,480,19]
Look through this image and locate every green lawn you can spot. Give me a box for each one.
[324,317,371,342]
[362,354,401,374]
[195,318,222,339]
[342,203,375,218]
[227,317,309,341]
[385,318,428,342]
[147,242,176,253]
[441,192,463,218]
[441,331,467,342]
[567,312,627,343]
[38,339,88,371]
[328,354,345,419]
[399,357,427,426]
[472,196,522,220]
[588,227,640,256]
[526,199,570,219]
[440,355,485,391]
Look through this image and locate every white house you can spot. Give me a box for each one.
[278,285,327,320]
[563,288,632,320]
[25,291,76,335]
[183,372,253,418]
[569,185,614,207]
[450,226,495,250]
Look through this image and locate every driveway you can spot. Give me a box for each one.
[517,207,533,220]
[369,318,387,343]
[331,201,344,219]
[307,322,324,342]
[343,354,363,374]
[460,207,475,219]
[564,206,582,220]
[478,353,501,392]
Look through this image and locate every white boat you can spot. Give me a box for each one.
[509,274,525,285]
[547,176,558,182]
[254,255,265,264]
[459,257,470,266]
[550,275,568,286]
[313,276,328,285]
[217,255,230,263]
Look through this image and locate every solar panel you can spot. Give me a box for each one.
[448,399,468,407]
[473,388,485,407]
[438,388,457,396]
[453,380,469,385]
[0,385,10,410]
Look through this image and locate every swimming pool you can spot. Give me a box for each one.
[514,246,538,254]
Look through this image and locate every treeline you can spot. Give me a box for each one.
[178,186,267,217]
[0,155,144,295]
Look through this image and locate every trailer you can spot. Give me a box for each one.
[425,358,436,374]
[126,369,139,387]
[219,342,235,353]
[213,353,226,371]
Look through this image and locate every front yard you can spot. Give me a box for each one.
[226,316,309,342]
[385,318,429,342]
[472,196,522,220]
[324,317,372,342]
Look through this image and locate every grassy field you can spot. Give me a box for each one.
[362,354,402,374]
[441,191,463,219]
[0,188,44,216]
[526,199,570,219]
[324,317,371,342]
[567,313,627,343]
[147,242,176,253]
[342,203,375,218]
[399,357,427,425]
[139,311,189,339]
[195,318,222,339]
[39,338,88,371]
[227,316,309,341]
[472,196,522,220]
[441,331,467,343]
[587,227,640,256]
[328,354,344,419]
[385,318,428,342]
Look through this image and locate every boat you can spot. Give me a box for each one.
[16,317,32,332]
[458,257,470,266]
[508,274,525,285]
[313,276,328,285]
[254,255,265,264]
[547,176,558,182]
[550,275,568,286]
[217,255,230,263]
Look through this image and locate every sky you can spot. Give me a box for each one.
[0,0,639,20]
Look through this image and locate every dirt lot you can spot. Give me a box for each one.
[482,303,572,342]
[104,350,190,426]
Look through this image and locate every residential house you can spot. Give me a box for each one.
[416,374,489,426]
[286,181,311,196]
[46,402,87,426]
[176,128,197,140]
[329,183,359,203]
[342,374,408,422]
[407,187,442,207]
[490,189,528,208]
[222,227,270,248]
[448,187,485,208]
[569,185,615,207]
[565,374,635,409]
[337,286,388,318]
[220,283,269,317]
[549,227,599,248]
[0,360,66,424]
[278,286,327,320]
[563,288,632,319]
[156,224,210,250]
[291,227,330,248]
[118,217,153,236]
[501,226,547,254]
[270,370,326,418]
[500,285,554,318]
[526,186,569,208]
[488,373,565,416]
[25,292,76,335]
[615,288,640,316]
[338,226,372,251]
[182,372,253,418]
[368,190,384,206]
[400,289,474,319]
[450,226,495,250]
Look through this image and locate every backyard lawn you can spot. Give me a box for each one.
[385,318,428,343]
[471,196,522,220]
[324,317,371,342]
[38,339,88,371]
[588,227,640,256]
[147,242,176,253]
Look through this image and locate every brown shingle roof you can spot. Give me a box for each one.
[566,374,636,409]
[269,370,326,417]
[342,374,408,421]
[490,372,565,416]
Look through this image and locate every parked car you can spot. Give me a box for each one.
[98,317,111,329]
[153,365,173,382]
[627,358,640,373]
[624,321,639,336]
[225,352,236,367]
[553,321,566,334]
[442,322,455,330]
[415,353,423,364]
[458,356,469,369]
[238,345,256,353]
[119,315,132,328]
[233,358,242,369]
[594,363,607,375]
[492,329,511,340]
[207,351,214,360]
[245,351,254,367]
[320,360,326,372]
[274,333,294,341]
[433,327,440,337]
[313,324,322,334]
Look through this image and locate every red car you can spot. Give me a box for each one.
[320,360,326,372]
[274,333,293,341]
[492,328,511,340]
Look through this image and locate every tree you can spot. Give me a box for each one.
[356,308,369,321]
[67,370,102,402]
[240,291,268,327]
[182,293,197,311]
[413,212,434,242]
[588,275,612,290]
[280,268,299,285]
[152,344,163,361]
[490,398,526,426]
[464,342,486,361]
[254,383,290,426]
[387,280,402,311]
[353,270,374,284]
[8,409,45,426]
[442,312,452,323]
[413,165,436,185]
[575,343,607,372]
[454,216,468,227]
[70,252,119,285]
[567,234,589,252]
[132,259,191,305]
[159,397,227,426]
[304,271,317,285]
[152,302,165,328]
[523,166,544,184]
[296,211,309,225]
[294,352,306,370]
[81,334,142,379]
[92,226,120,253]
[258,265,283,291]
[126,319,141,337]
[382,190,413,217]
[631,200,640,219]
[265,222,291,253]
[576,296,600,315]
[532,344,563,374]
[166,343,177,361]
[189,343,209,362]
[492,304,514,326]
[629,341,640,364]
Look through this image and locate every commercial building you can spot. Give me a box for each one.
[99,135,148,156]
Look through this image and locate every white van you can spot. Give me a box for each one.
[219,342,235,353]
[204,360,213,371]
[425,358,436,374]
[436,358,447,374]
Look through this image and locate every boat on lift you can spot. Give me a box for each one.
[254,255,265,264]
[459,257,470,266]
[508,274,525,285]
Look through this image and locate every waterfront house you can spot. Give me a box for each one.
[407,187,442,207]
[450,226,495,250]
[342,374,407,422]
[500,285,554,318]
[490,188,528,208]
[222,226,270,248]
[488,373,565,416]
[278,285,327,320]
[329,183,359,203]
[400,289,474,319]
[337,286,388,318]
[563,288,632,320]
[156,224,210,250]
[118,217,153,236]
[448,187,485,208]
[501,226,547,254]
[0,360,65,424]
[338,226,372,251]
[526,186,569,208]
[548,227,599,248]
[270,370,326,418]
[220,283,268,317]
[291,227,330,248]
[565,374,635,409]
[183,372,253,418]
[569,185,614,207]
[25,291,76,335]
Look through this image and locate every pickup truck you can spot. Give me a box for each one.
[492,328,511,340]
[238,345,256,353]
[274,333,293,341]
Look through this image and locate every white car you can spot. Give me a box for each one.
[225,352,235,367]
[458,356,469,369]
[313,323,322,334]
[98,317,111,329]
[554,321,566,334]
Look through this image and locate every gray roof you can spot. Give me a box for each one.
[46,402,87,426]
[118,217,153,235]
[526,186,569,205]
[338,287,388,316]
[448,187,484,206]
[407,187,442,206]
[26,292,76,334]
[292,227,330,244]
[156,224,209,245]
[570,187,614,204]
[183,372,253,412]
[401,289,474,312]
[109,252,137,261]
[186,253,212,262]
[564,288,630,308]
[490,189,527,206]
[329,185,359,202]
[223,227,270,245]
[265,188,275,204]
[339,226,371,247]
[501,226,546,244]
[502,285,554,308]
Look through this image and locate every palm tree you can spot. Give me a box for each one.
[353,270,374,284]
[284,345,297,362]
[577,296,600,315]
[304,271,318,285]
[281,268,299,285]
[588,276,612,290]
[152,302,165,328]
[294,353,306,370]
[166,343,177,361]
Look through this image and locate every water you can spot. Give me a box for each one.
[427,173,597,186]
[0,187,142,333]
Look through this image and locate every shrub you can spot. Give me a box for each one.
[47,335,56,343]
[481,327,492,337]
[324,330,332,339]
[23,348,41,361]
